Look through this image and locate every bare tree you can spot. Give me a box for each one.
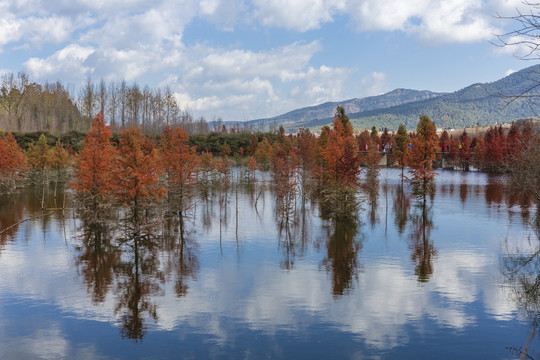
[98,78,108,119]
[108,81,118,131]
[494,2,540,110]
[80,77,96,123]
[0,72,29,131]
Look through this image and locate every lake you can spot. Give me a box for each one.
[0,168,538,359]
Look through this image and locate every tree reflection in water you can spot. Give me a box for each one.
[161,213,199,298]
[114,220,163,342]
[276,199,314,271]
[363,169,379,228]
[503,212,540,360]
[75,223,119,304]
[393,183,411,235]
[409,201,436,283]
[320,216,362,297]
[76,205,201,341]
[0,194,24,251]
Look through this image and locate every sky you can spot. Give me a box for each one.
[0,0,535,122]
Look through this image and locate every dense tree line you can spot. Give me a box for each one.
[1,109,538,217]
[0,72,226,135]
[0,73,84,133]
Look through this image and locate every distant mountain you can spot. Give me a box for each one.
[248,65,540,132]
[248,89,444,128]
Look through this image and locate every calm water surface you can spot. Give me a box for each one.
[0,168,538,359]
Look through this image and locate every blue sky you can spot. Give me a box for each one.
[0,0,533,122]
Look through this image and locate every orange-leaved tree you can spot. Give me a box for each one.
[0,132,26,191]
[160,126,199,215]
[72,112,117,220]
[319,106,361,219]
[408,115,437,203]
[113,127,165,216]
[321,107,361,188]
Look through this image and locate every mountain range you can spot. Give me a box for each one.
[247,64,540,131]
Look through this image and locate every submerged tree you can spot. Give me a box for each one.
[114,128,165,219]
[26,133,50,209]
[0,132,25,192]
[320,107,362,219]
[48,139,70,200]
[160,126,199,216]
[72,112,117,223]
[407,115,437,204]
[393,124,409,180]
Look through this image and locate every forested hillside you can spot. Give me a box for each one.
[300,65,540,131]
[249,88,443,129]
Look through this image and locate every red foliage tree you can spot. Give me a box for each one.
[458,129,472,170]
[72,112,117,219]
[483,126,504,171]
[160,126,199,214]
[0,132,26,191]
[407,115,438,201]
[505,122,521,161]
[321,118,361,188]
[114,128,165,214]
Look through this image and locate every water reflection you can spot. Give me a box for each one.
[1,169,539,359]
[114,224,163,341]
[320,217,362,296]
[0,194,25,247]
[393,183,411,234]
[409,202,436,283]
[502,223,540,359]
[162,214,199,298]
[75,224,119,304]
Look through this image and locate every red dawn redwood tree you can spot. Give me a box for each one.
[0,132,25,191]
[114,128,165,218]
[407,115,438,203]
[320,106,362,219]
[458,129,472,170]
[160,126,199,216]
[72,112,117,221]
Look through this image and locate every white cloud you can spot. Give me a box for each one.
[345,0,503,44]
[361,71,388,96]
[252,0,346,31]
[0,0,532,121]
[23,44,95,82]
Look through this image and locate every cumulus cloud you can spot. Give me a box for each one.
[252,0,346,31]
[345,0,502,44]
[0,0,531,120]
[23,44,95,83]
[360,71,388,96]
